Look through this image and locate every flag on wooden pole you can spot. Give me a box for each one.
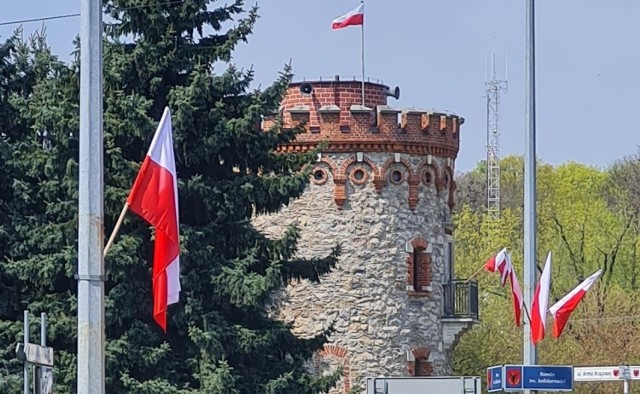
[484,248,524,327]
[127,107,181,332]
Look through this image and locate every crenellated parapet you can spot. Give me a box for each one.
[262,78,465,160]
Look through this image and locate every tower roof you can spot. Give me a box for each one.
[263,76,464,159]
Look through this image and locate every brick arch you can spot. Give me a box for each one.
[411,346,430,360]
[320,344,348,359]
[338,154,381,189]
[315,344,351,393]
[338,155,380,178]
[407,237,432,296]
[379,156,415,179]
[411,237,428,250]
[448,179,457,210]
[416,159,442,190]
[318,156,339,175]
[408,346,433,377]
[315,156,344,209]
[380,157,419,209]
[441,166,454,193]
[338,155,357,177]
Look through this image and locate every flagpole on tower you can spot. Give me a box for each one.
[360,0,365,106]
[331,1,366,104]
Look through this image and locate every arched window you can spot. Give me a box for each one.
[315,344,351,393]
[407,347,433,376]
[406,238,432,296]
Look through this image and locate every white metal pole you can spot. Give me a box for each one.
[624,379,629,394]
[77,0,105,392]
[36,313,46,394]
[523,1,537,394]
[40,313,46,347]
[360,0,365,106]
[23,310,29,394]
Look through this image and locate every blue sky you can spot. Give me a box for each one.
[2,0,639,172]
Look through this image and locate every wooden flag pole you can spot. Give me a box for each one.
[103,203,129,257]
[465,264,486,283]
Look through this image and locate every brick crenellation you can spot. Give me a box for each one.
[262,80,464,159]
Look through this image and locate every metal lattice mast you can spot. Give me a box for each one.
[485,51,507,219]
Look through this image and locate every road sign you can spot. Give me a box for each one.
[574,366,624,382]
[575,365,640,382]
[498,365,572,392]
[15,343,54,367]
[487,366,504,392]
[523,365,573,391]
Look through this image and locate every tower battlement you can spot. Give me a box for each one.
[262,78,464,159]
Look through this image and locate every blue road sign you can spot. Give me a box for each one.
[487,366,504,392]
[522,365,573,391]
[500,365,573,392]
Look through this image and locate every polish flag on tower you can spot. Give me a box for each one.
[332,2,364,30]
[531,252,552,345]
[549,269,602,338]
[127,107,181,332]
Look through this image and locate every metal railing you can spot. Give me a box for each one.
[443,279,479,320]
[298,75,385,84]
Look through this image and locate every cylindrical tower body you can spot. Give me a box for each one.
[255,77,475,393]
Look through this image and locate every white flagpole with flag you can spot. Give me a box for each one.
[331,2,366,105]
[482,248,525,326]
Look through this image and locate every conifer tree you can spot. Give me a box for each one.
[0,2,340,393]
[0,30,81,392]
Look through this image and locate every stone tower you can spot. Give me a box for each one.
[254,77,479,393]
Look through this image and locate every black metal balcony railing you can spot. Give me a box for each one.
[443,279,479,320]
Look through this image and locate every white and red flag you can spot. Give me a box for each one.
[332,2,364,30]
[484,248,523,326]
[531,251,552,345]
[549,269,602,338]
[484,247,510,286]
[506,254,524,327]
[127,107,181,332]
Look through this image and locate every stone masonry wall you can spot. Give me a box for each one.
[253,152,456,393]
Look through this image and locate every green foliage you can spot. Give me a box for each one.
[0,1,339,393]
[453,154,640,393]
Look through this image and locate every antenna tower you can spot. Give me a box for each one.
[485,50,507,219]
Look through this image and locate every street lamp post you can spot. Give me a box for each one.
[77,0,105,393]
[523,0,538,394]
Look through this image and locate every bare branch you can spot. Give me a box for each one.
[552,215,581,280]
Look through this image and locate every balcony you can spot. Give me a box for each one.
[442,279,479,351]
[443,279,479,320]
